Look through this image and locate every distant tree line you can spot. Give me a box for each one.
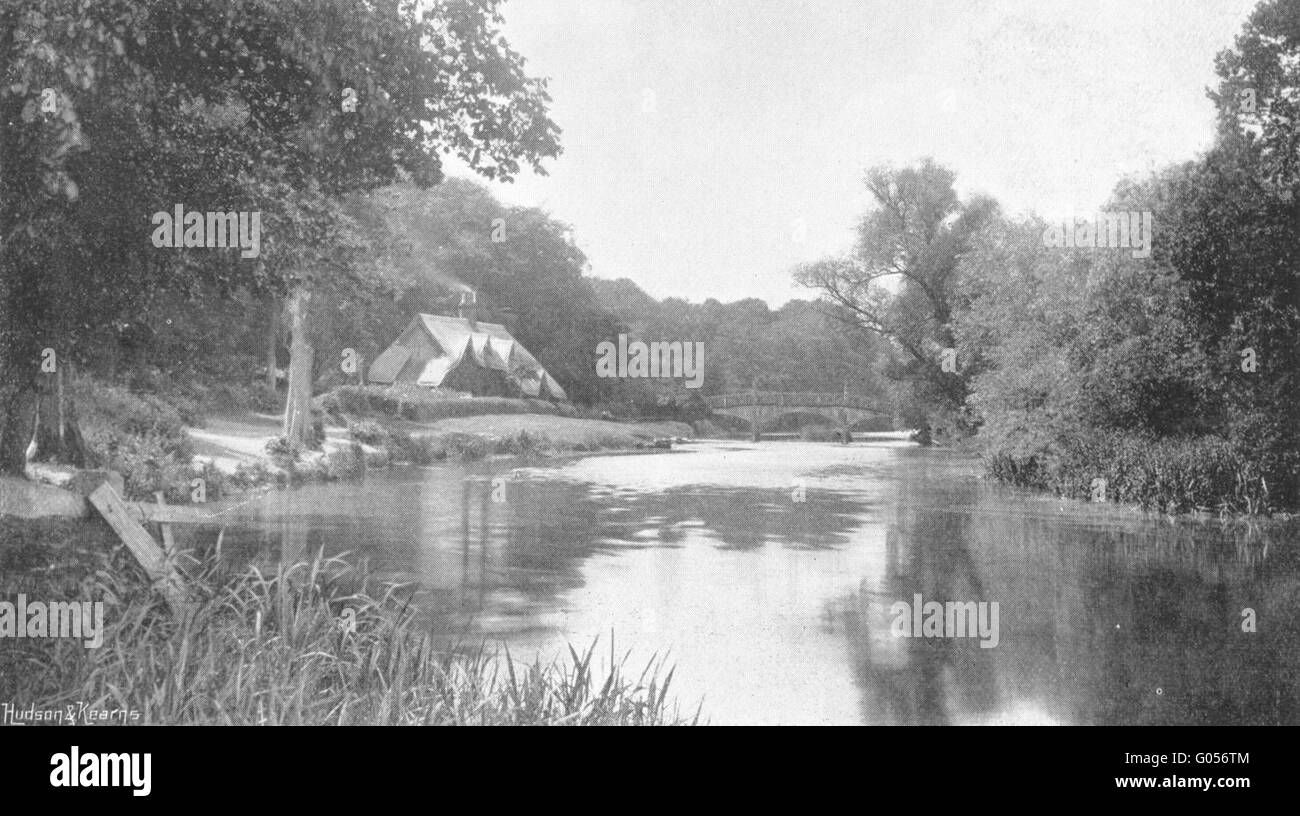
[588,277,887,422]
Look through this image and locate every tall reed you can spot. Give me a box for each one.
[1,548,700,726]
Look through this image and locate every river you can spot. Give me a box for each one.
[213,437,1300,725]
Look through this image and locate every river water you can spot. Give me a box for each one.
[215,437,1300,725]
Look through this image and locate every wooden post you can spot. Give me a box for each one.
[89,484,189,616]
[153,491,176,556]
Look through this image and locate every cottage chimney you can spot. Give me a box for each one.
[458,290,477,328]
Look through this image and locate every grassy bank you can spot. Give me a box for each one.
[0,532,700,725]
[323,383,691,460]
[317,383,577,423]
[26,377,691,504]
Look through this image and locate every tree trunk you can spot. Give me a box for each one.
[265,296,280,393]
[0,387,37,475]
[282,286,315,451]
[35,374,87,466]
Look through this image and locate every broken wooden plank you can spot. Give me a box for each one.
[89,483,189,616]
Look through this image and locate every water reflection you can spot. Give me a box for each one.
[839,448,1299,725]
[210,441,1300,725]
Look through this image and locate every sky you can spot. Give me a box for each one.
[442,0,1261,308]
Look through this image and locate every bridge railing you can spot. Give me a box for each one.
[705,392,883,411]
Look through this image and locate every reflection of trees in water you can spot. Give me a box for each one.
[841,448,1300,725]
[204,453,1300,724]
[416,474,876,637]
[209,472,874,642]
[841,470,1000,725]
[1093,561,1300,725]
[587,483,873,552]
[1041,522,1300,725]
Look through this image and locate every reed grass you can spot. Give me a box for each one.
[0,545,700,726]
[984,429,1280,515]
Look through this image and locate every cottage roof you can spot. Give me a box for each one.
[367,313,567,400]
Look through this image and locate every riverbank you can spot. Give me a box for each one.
[1,408,699,724]
[0,541,699,725]
[186,410,692,482]
[12,376,693,507]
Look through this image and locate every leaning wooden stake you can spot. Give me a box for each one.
[89,483,189,616]
[153,491,176,556]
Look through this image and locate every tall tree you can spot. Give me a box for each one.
[0,0,562,465]
[1154,0,1300,502]
[794,159,997,430]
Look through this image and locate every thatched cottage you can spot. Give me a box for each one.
[366,295,567,400]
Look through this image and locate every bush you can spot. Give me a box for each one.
[69,378,196,500]
[493,429,553,457]
[228,460,283,490]
[431,432,492,461]
[348,419,389,447]
[325,442,366,480]
[265,436,293,457]
[73,380,188,452]
[386,430,440,465]
[188,460,227,503]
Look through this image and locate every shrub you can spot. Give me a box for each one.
[325,442,366,480]
[187,460,227,503]
[386,430,440,465]
[348,419,389,447]
[432,432,492,461]
[73,380,188,453]
[228,460,282,490]
[265,436,293,457]
[68,378,196,500]
[493,429,553,457]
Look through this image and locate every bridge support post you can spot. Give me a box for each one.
[750,404,761,442]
